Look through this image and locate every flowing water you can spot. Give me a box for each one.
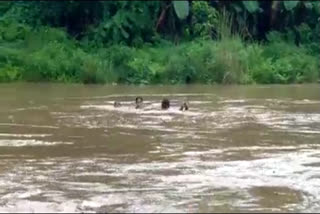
[0,83,319,213]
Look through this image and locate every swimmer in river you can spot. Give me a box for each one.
[161,98,170,110]
[179,102,189,111]
[135,96,143,109]
[113,101,121,107]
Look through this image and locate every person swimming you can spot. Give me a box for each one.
[115,97,186,110]
[179,102,189,111]
[113,101,121,107]
[161,98,170,110]
[135,96,143,109]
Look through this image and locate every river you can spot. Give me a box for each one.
[0,83,319,212]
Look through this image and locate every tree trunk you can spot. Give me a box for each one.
[156,2,171,32]
[270,1,280,30]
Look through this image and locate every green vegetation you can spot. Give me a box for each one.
[0,1,319,84]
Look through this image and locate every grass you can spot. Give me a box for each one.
[0,21,319,85]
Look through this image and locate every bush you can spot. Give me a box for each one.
[0,63,21,82]
[0,24,318,85]
[0,19,31,43]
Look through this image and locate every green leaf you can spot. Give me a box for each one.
[120,27,129,39]
[232,4,243,13]
[104,21,112,29]
[304,2,312,9]
[173,1,189,20]
[99,30,106,37]
[283,1,299,11]
[242,1,259,13]
[312,2,320,14]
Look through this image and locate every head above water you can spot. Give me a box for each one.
[161,98,170,110]
[179,102,189,111]
[114,101,121,108]
[135,96,143,109]
[135,96,143,104]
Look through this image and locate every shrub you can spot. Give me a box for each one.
[0,63,21,82]
[0,24,318,85]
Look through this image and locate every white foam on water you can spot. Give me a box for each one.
[0,200,81,213]
[0,133,52,138]
[0,123,59,129]
[0,139,73,147]
[218,99,247,104]
[13,106,48,112]
[81,104,202,116]
[1,189,42,200]
[1,144,320,212]
[290,99,320,105]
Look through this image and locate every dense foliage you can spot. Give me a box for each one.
[0,1,319,84]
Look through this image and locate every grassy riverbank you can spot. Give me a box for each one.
[1,28,318,85]
[0,1,319,85]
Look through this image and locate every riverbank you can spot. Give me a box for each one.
[0,27,319,85]
[1,1,319,85]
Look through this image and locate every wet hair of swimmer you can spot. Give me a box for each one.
[114,101,121,107]
[135,96,143,109]
[179,102,189,111]
[135,96,143,104]
[161,98,170,110]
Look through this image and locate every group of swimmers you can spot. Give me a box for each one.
[113,97,189,111]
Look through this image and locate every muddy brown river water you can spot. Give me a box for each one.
[0,83,319,213]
